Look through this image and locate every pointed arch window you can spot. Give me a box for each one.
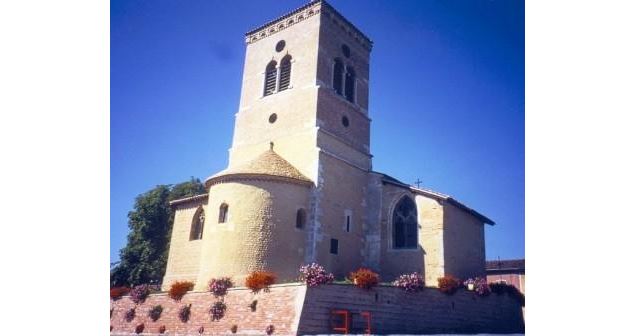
[218,203,229,224]
[279,55,292,91]
[333,58,344,95]
[296,208,306,229]
[190,207,205,241]
[344,66,355,103]
[392,196,418,249]
[263,61,278,96]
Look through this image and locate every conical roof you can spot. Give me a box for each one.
[205,148,312,186]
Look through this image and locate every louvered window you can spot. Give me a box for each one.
[344,66,355,103]
[263,61,277,96]
[333,59,344,95]
[279,56,292,91]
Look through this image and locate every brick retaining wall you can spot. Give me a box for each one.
[110,283,524,335]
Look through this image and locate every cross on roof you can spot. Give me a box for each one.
[414,178,423,188]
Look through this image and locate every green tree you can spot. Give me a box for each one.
[111,177,206,287]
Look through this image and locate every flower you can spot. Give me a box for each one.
[208,277,233,298]
[349,268,379,290]
[265,324,275,335]
[298,263,335,287]
[393,272,425,292]
[245,271,276,293]
[437,275,461,295]
[110,287,130,300]
[178,304,191,323]
[124,308,136,322]
[148,305,163,322]
[209,301,227,321]
[169,281,194,301]
[463,277,490,296]
[135,323,144,334]
[129,284,157,304]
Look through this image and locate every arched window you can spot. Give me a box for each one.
[278,55,292,91]
[344,66,355,103]
[189,207,205,241]
[263,61,277,96]
[218,203,228,223]
[296,208,306,229]
[333,58,344,95]
[392,196,418,249]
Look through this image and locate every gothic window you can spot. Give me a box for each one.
[263,61,277,96]
[344,66,355,103]
[279,55,292,91]
[296,208,306,229]
[218,203,228,223]
[189,207,205,241]
[333,58,344,95]
[392,196,418,249]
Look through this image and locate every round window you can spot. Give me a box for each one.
[269,113,278,123]
[342,116,350,128]
[275,40,286,52]
[342,44,351,58]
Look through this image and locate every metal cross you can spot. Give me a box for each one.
[414,178,422,188]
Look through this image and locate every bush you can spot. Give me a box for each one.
[135,323,144,334]
[209,301,227,321]
[437,275,461,295]
[169,281,194,301]
[130,284,157,304]
[230,325,238,333]
[148,305,163,322]
[349,268,379,290]
[198,326,205,334]
[178,304,191,323]
[124,308,136,322]
[298,263,334,287]
[208,277,233,297]
[464,277,490,296]
[110,286,129,300]
[393,272,425,292]
[245,271,277,293]
[158,325,166,334]
[489,282,525,306]
[266,324,275,335]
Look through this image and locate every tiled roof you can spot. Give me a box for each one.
[206,149,312,186]
[486,259,525,271]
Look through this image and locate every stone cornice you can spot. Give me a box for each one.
[169,193,209,206]
[206,173,314,188]
[244,0,372,51]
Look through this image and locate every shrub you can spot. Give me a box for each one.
[124,307,136,322]
[463,277,490,296]
[249,300,258,312]
[393,272,425,292]
[489,282,524,306]
[209,301,227,321]
[130,284,157,304]
[245,271,277,293]
[158,325,166,334]
[135,323,144,334]
[198,326,205,334]
[349,268,379,290]
[110,308,114,319]
[169,281,194,301]
[230,324,238,333]
[437,275,461,295]
[298,263,335,287]
[148,305,163,322]
[266,324,275,335]
[208,277,233,298]
[110,286,129,300]
[178,304,191,323]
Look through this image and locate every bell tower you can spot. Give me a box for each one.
[229,0,372,184]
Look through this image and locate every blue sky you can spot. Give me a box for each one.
[111,0,524,262]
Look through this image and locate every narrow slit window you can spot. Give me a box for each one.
[296,208,306,229]
[345,214,351,233]
[330,238,339,255]
[263,61,277,96]
[278,55,292,91]
[218,203,228,223]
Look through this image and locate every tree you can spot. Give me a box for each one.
[111,177,206,287]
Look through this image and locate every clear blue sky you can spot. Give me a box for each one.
[111,0,524,263]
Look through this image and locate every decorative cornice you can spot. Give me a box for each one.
[206,173,313,188]
[244,0,372,51]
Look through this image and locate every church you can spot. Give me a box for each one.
[161,0,494,291]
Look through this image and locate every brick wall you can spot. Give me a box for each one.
[111,283,523,335]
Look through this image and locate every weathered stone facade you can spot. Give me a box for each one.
[162,0,494,290]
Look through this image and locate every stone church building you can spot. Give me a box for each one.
[162,0,494,291]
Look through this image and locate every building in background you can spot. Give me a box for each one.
[486,259,525,293]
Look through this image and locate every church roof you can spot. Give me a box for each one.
[206,148,312,187]
[376,172,495,225]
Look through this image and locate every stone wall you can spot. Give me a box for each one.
[111,283,524,335]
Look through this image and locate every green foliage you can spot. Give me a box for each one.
[111,177,205,287]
